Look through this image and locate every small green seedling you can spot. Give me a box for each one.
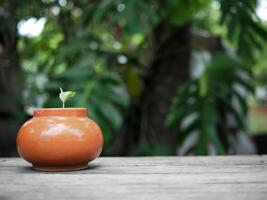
[59,88,76,108]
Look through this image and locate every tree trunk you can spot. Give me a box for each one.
[139,24,191,153]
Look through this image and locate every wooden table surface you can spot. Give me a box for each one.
[0,156,267,200]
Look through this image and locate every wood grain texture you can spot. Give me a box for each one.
[0,156,267,200]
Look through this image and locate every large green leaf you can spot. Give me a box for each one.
[166,53,254,155]
[216,93,245,129]
[219,0,267,61]
[91,95,123,132]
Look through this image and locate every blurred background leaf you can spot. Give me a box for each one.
[1,0,267,156]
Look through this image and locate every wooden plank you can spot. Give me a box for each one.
[0,156,267,200]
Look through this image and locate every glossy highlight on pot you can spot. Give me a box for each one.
[16,108,103,171]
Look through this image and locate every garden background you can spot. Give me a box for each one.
[1,0,267,156]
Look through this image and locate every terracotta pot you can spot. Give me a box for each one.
[17,108,103,171]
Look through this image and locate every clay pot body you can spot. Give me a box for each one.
[17,108,103,171]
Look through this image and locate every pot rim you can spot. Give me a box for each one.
[33,107,88,117]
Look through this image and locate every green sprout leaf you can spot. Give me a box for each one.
[59,87,76,108]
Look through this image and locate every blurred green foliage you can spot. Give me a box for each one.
[2,0,267,155]
[166,54,255,154]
